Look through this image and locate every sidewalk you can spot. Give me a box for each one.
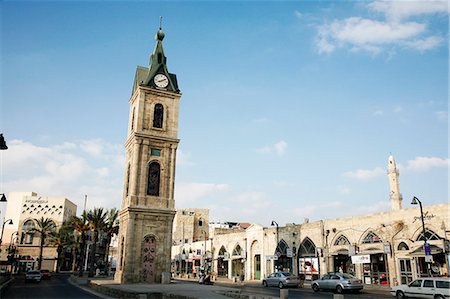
[70,274,391,299]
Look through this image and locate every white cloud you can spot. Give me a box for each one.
[373,110,384,116]
[177,150,195,166]
[234,191,271,215]
[315,1,447,54]
[436,111,448,121]
[292,201,343,218]
[406,156,449,172]
[174,182,229,205]
[338,186,352,194]
[343,167,385,181]
[257,140,288,156]
[2,139,124,212]
[368,0,448,21]
[294,10,303,19]
[80,139,104,156]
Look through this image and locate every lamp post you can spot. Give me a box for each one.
[271,220,279,272]
[0,218,13,252]
[411,196,431,276]
[0,134,7,150]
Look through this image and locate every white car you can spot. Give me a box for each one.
[390,277,450,299]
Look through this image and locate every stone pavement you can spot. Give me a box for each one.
[69,275,391,299]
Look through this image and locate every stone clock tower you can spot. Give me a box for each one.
[115,25,181,284]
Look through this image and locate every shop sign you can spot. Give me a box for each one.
[286,248,293,258]
[351,254,370,264]
[383,242,391,254]
[425,255,433,263]
[424,243,431,256]
[265,255,278,261]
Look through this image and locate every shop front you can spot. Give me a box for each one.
[298,238,319,281]
[274,240,292,273]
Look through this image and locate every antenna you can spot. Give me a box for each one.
[159,16,163,30]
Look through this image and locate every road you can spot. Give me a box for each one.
[3,273,101,299]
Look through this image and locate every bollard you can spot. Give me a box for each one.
[333,294,344,299]
[161,272,171,284]
[280,288,289,299]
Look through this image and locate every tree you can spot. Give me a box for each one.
[68,212,89,276]
[32,217,57,270]
[103,208,119,267]
[49,222,75,272]
[86,208,107,277]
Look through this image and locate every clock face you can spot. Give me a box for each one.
[154,74,169,88]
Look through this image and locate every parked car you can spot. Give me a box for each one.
[311,272,363,294]
[390,277,450,299]
[40,269,51,279]
[25,270,42,282]
[262,272,300,288]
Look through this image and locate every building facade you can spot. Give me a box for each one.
[115,25,181,284]
[1,192,77,272]
[172,156,450,287]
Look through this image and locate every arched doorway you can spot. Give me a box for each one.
[231,244,244,279]
[217,246,229,277]
[274,240,292,272]
[142,235,156,283]
[298,237,319,280]
[250,240,261,280]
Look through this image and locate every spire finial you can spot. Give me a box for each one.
[156,17,165,41]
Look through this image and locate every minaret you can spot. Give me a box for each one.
[388,155,402,210]
[115,23,181,284]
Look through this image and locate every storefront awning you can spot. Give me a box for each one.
[407,245,443,257]
[358,249,385,255]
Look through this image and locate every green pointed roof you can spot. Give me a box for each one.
[132,27,179,93]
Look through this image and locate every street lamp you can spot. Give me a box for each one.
[271,221,279,271]
[0,218,13,252]
[0,134,7,150]
[411,196,431,276]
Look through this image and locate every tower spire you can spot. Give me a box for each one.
[388,155,403,210]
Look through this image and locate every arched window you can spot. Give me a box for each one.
[147,162,160,196]
[275,240,289,256]
[398,242,409,251]
[232,244,242,256]
[334,235,350,246]
[299,237,316,257]
[362,231,382,243]
[218,246,227,257]
[153,104,164,128]
[21,219,35,244]
[131,107,135,131]
[416,229,440,241]
[125,164,131,196]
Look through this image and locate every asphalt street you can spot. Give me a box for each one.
[3,273,102,299]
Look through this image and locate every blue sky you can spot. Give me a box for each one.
[1,1,448,226]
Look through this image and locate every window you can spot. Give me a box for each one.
[125,164,130,196]
[233,245,242,256]
[153,104,164,128]
[423,280,434,288]
[184,239,188,244]
[436,280,450,289]
[398,242,409,251]
[198,219,203,227]
[334,235,350,246]
[150,148,161,156]
[410,280,422,287]
[299,238,316,257]
[147,162,160,196]
[416,229,440,241]
[362,231,382,243]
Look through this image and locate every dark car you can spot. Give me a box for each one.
[312,272,363,294]
[40,269,51,279]
[262,272,301,288]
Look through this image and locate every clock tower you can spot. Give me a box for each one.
[115,25,181,284]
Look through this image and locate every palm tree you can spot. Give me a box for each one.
[32,217,57,270]
[49,222,75,272]
[103,208,119,267]
[86,208,107,277]
[68,212,89,276]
